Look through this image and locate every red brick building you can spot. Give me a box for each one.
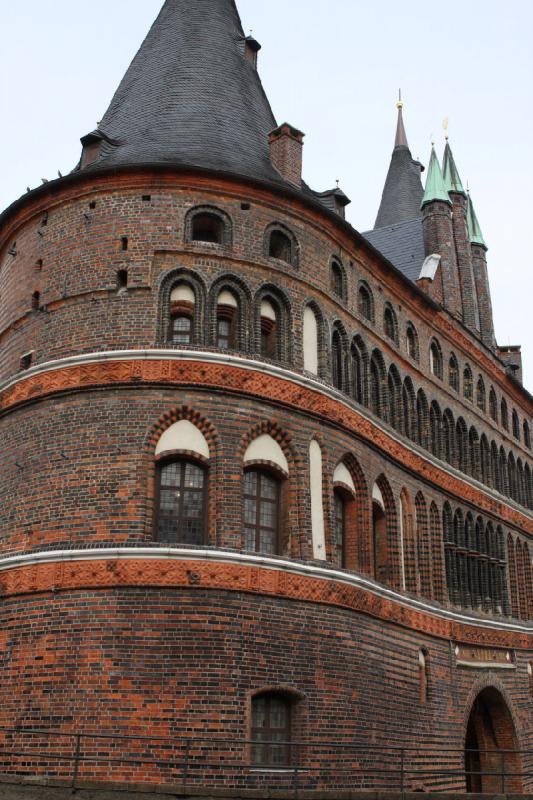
[0,0,531,793]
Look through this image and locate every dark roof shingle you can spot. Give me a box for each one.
[363,218,425,283]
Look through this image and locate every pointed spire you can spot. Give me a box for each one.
[79,0,283,185]
[442,140,465,195]
[467,191,487,248]
[421,146,451,208]
[395,92,408,148]
[374,95,424,228]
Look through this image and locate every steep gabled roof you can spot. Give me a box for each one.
[81,0,284,185]
[374,103,424,228]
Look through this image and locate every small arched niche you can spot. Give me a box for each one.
[303,306,319,375]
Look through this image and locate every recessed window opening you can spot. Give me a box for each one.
[142,195,151,202]
[512,410,520,440]
[121,236,129,251]
[429,340,443,379]
[157,460,206,545]
[216,290,238,350]
[331,261,344,298]
[419,650,428,705]
[169,283,195,345]
[260,299,277,358]
[244,469,280,554]
[192,212,224,244]
[31,291,40,311]
[20,352,33,371]
[501,399,509,431]
[241,202,251,211]
[463,367,473,401]
[333,489,346,568]
[89,201,96,210]
[116,270,128,291]
[358,283,373,321]
[35,259,43,272]
[251,693,292,766]
[269,230,292,263]
[406,324,418,361]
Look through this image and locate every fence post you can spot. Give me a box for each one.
[182,739,190,785]
[71,733,82,788]
[400,748,405,795]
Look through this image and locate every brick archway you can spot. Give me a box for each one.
[465,686,522,793]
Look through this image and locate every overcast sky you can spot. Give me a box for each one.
[1,0,532,390]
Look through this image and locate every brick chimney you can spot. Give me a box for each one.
[244,35,261,69]
[269,123,305,188]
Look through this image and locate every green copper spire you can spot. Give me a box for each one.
[467,191,487,248]
[442,140,466,195]
[421,146,451,208]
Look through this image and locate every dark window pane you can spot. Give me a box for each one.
[243,470,279,553]
[157,461,205,544]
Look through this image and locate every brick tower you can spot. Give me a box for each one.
[0,1,531,795]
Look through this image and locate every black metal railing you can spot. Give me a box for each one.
[0,727,530,793]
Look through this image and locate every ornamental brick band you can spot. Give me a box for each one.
[2,355,532,534]
[0,554,530,649]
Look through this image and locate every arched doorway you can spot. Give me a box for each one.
[465,687,521,793]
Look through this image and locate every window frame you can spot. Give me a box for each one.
[251,692,292,767]
[243,467,282,555]
[154,456,208,546]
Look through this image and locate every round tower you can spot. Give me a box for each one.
[0,1,532,794]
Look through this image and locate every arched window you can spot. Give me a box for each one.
[260,300,278,359]
[372,493,388,585]
[369,350,387,420]
[523,420,531,450]
[480,435,491,486]
[351,335,368,406]
[358,282,374,322]
[387,366,402,431]
[406,323,419,361]
[215,289,238,349]
[442,410,455,465]
[191,212,224,244]
[429,339,443,379]
[243,435,288,555]
[469,427,480,481]
[476,377,486,413]
[456,418,468,473]
[418,650,429,705]
[331,329,343,390]
[330,258,345,299]
[266,225,297,266]
[448,354,459,392]
[501,398,509,430]
[401,377,416,440]
[512,410,520,440]
[383,303,398,344]
[243,470,280,554]
[429,401,442,458]
[416,390,429,449]
[463,366,473,401]
[251,692,293,766]
[333,489,346,568]
[489,388,498,421]
[302,305,319,375]
[168,283,195,345]
[154,421,210,544]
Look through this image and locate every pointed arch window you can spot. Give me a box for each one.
[358,282,374,322]
[489,388,498,421]
[406,323,419,361]
[512,409,520,440]
[501,398,509,430]
[156,461,207,545]
[523,420,531,450]
[331,258,345,300]
[383,303,398,345]
[429,339,443,379]
[476,377,486,413]
[463,366,473,401]
[333,490,346,568]
[448,354,459,392]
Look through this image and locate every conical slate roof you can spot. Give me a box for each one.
[374,104,424,229]
[82,0,283,184]
[467,192,487,248]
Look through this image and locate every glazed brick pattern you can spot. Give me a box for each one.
[0,587,530,791]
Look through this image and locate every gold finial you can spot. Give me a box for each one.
[443,117,449,140]
[396,88,403,110]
